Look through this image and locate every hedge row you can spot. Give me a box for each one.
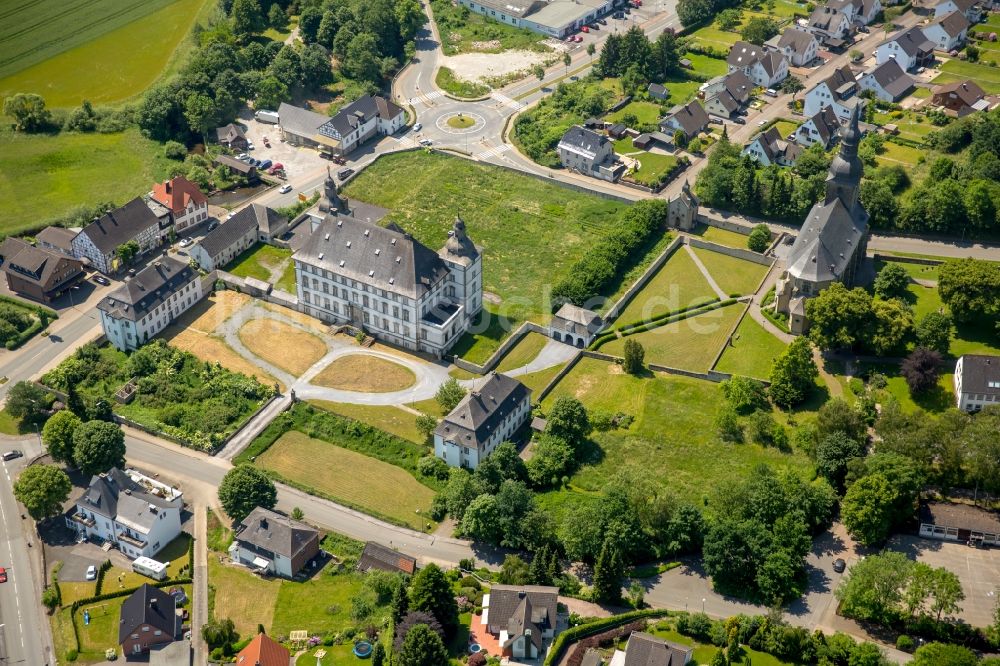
[594,299,736,349]
[70,577,194,612]
[0,294,58,350]
[93,558,113,596]
[544,609,671,666]
[615,297,720,333]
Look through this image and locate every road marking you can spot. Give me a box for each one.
[477,144,511,160]
[491,92,525,110]
[408,90,443,106]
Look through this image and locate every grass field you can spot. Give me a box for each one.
[691,246,770,296]
[772,119,800,139]
[937,60,1000,93]
[715,313,788,380]
[0,0,210,107]
[309,401,427,443]
[0,407,24,436]
[342,151,626,357]
[436,66,491,98]
[539,357,814,507]
[684,53,729,77]
[256,431,436,529]
[607,101,664,125]
[0,128,172,236]
[238,319,327,377]
[872,110,937,143]
[602,303,744,372]
[689,24,742,49]
[496,331,549,372]
[630,152,680,188]
[208,557,281,636]
[690,223,752,249]
[875,141,923,168]
[311,355,417,392]
[903,278,1000,357]
[224,244,295,291]
[612,248,717,326]
[659,77,702,107]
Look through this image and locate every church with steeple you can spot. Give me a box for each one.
[774,105,870,334]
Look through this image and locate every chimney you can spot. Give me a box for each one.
[260,517,268,529]
[150,598,157,609]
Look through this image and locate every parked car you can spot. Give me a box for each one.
[332,155,347,165]
[613,11,624,18]
[597,17,607,24]
[590,23,600,29]
[2,450,22,461]
[757,119,767,126]
[764,88,778,97]
[259,159,273,170]
[247,141,256,150]
[581,25,589,32]
[566,35,575,42]
[319,151,333,160]
[413,122,422,132]
[858,25,868,33]
[179,237,193,248]
[732,117,746,124]
[236,153,249,161]
[85,565,97,581]
[0,568,6,583]
[279,184,293,194]
[337,167,355,180]
[623,7,631,14]
[93,275,110,286]
[419,138,434,146]
[574,34,583,42]
[207,221,219,231]
[832,558,846,573]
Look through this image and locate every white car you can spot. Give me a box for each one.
[419,138,433,146]
[279,184,293,194]
[757,119,766,126]
[412,123,422,132]
[236,153,249,161]
[179,237,193,248]
[85,565,97,581]
[247,141,256,150]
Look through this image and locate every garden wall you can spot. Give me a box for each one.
[535,349,586,402]
[872,253,943,267]
[695,213,754,235]
[687,237,773,266]
[602,236,684,324]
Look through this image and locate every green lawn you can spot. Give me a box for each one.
[343,151,627,358]
[642,621,796,666]
[436,66,491,98]
[612,248,717,327]
[660,77,704,107]
[772,119,800,139]
[309,400,427,444]
[496,331,549,373]
[224,244,295,286]
[0,129,173,236]
[689,24,742,49]
[0,0,209,107]
[872,111,938,142]
[430,0,551,55]
[715,313,788,380]
[690,223,752,250]
[853,361,956,414]
[684,53,729,77]
[256,431,436,530]
[539,357,814,507]
[0,407,25,436]
[607,101,665,126]
[630,152,680,188]
[691,246,770,296]
[938,59,1000,93]
[602,302,745,372]
[902,276,1000,357]
[875,141,923,168]
[516,362,566,395]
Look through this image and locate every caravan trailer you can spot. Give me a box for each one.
[132,556,167,581]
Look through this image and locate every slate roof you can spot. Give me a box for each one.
[934,79,986,105]
[864,59,914,98]
[234,507,318,560]
[320,95,403,140]
[151,177,206,215]
[118,584,178,644]
[708,89,741,114]
[817,65,857,96]
[215,123,246,144]
[1,238,82,292]
[750,127,803,163]
[661,100,709,136]
[79,198,160,254]
[581,650,603,666]
[558,126,611,160]
[553,303,602,327]
[772,27,816,58]
[435,372,531,452]
[809,5,847,31]
[36,226,78,253]
[880,26,935,56]
[929,10,969,38]
[78,468,176,529]
[277,102,330,138]
[246,203,287,236]
[957,354,1000,396]
[357,541,417,575]
[723,70,754,102]
[622,632,694,666]
[97,256,197,322]
[648,83,668,98]
[486,585,558,637]
[196,208,259,259]
[921,501,1000,534]
[935,0,978,14]
[727,41,766,69]
[802,107,841,145]
[236,633,290,666]
[440,217,480,268]
[294,215,451,300]
[787,197,866,282]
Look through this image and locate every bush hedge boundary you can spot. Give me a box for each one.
[593,298,737,349]
[544,609,671,666]
[0,294,58,350]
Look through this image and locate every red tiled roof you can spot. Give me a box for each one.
[152,176,207,215]
[236,633,290,666]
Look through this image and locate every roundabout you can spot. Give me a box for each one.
[436,111,486,134]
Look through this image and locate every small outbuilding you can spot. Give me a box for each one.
[919,501,1000,546]
[647,83,669,100]
[550,303,603,348]
[357,541,417,575]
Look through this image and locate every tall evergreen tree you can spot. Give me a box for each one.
[592,539,624,603]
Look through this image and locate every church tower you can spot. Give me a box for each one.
[318,167,346,214]
[824,105,864,210]
[439,216,483,323]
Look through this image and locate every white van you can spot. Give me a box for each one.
[255,110,280,124]
[132,556,167,581]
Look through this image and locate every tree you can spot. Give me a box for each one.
[780,75,805,99]
[677,0,713,26]
[816,432,864,492]
[202,617,239,649]
[460,494,501,543]
[415,414,437,442]
[938,258,1000,322]
[290,507,304,521]
[231,0,265,39]
[267,3,286,28]
[716,7,743,30]
[545,396,590,444]
[115,240,140,265]
[13,464,72,520]
[410,563,459,636]
[747,224,771,252]
[769,338,817,408]
[872,263,910,300]
[721,376,769,415]
[715,404,743,442]
[587,43,596,61]
[298,5,322,40]
[391,579,410,625]
[3,93,51,132]
[371,641,386,666]
[741,17,779,44]
[73,421,126,476]
[397,624,449,666]
[623,339,645,374]
[299,44,333,87]
[6,381,49,423]
[217,465,277,523]
[184,93,216,142]
[255,76,288,111]
[498,554,531,585]
[563,51,572,75]
[806,284,873,351]
[911,643,978,666]
[42,410,82,465]
[900,348,942,394]
[534,64,545,82]
[915,311,952,355]
[849,642,889,666]
[835,551,912,624]
[592,538,624,603]
[841,474,897,547]
[435,378,466,413]
[816,398,866,442]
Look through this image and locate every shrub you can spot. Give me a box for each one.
[896,634,914,652]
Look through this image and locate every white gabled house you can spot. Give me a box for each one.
[743,127,803,166]
[922,10,970,52]
[804,65,861,121]
[858,59,915,102]
[954,354,1000,412]
[933,0,981,23]
[727,41,788,88]
[764,27,819,66]
[875,26,935,71]
[795,107,841,148]
[807,5,852,44]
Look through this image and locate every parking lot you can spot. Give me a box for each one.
[234,111,329,181]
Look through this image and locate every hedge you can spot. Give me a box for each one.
[0,294,58,350]
[544,609,671,666]
[614,297,720,333]
[93,558,113,596]
[595,299,736,349]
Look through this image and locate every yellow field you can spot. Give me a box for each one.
[238,319,328,377]
[311,355,417,393]
[208,558,281,636]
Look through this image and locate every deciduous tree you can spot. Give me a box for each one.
[397,623,449,666]
[768,338,817,408]
[3,93,51,132]
[73,421,126,476]
[435,378,466,413]
[13,464,71,520]
[915,311,952,354]
[747,224,771,252]
[6,381,49,424]
[900,348,942,394]
[841,474,897,547]
[409,563,459,637]
[42,410,82,465]
[545,396,590,444]
[217,464,277,523]
[872,263,910,300]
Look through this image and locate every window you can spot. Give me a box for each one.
[142,626,150,632]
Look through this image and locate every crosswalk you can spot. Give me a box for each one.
[394,136,420,149]
[492,92,525,111]
[408,90,443,106]
[477,143,511,160]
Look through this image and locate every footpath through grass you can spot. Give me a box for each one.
[691,246,770,296]
[611,248,717,326]
[715,313,788,380]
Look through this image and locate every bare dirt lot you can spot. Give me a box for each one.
[441,49,554,84]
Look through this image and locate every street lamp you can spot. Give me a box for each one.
[702,598,706,613]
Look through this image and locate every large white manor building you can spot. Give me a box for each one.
[293,175,483,357]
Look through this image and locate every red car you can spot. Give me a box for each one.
[0,568,7,583]
[581,25,589,32]
[574,34,583,41]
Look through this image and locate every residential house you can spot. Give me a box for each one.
[933,0,981,23]
[149,176,209,233]
[557,126,623,182]
[230,507,321,578]
[919,501,1000,546]
[922,10,970,51]
[875,26,935,71]
[119,584,181,658]
[727,41,788,88]
[774,106,869,334]
[765,27,819,66]
[807,6,853,46]
[67,467,183,560]
[701,71,754,118]
[647,82,669,99]
[667,180,699,231]
[953,354,1000,412]
[189,208,259,272]
[550,303,603,347]
[215,123,248,150]
[858,58,914,101]
[744,126,804,166]
[795,106,842,148]
[0,238,84,303]
[35,226,78,257]
[434,372,531,469]
[804,65,861,121]
[71,198,162,274]
[356,541,417,575]
[483,585,559,661]
[704,89,741,118]
[236,633,290,666]
[215,155,258,181]
[293,202,483,357]
[249,203,290,243]
[660,100,711,139]
[278,95,404,155]
[827,0,882,25]
[608,632,694,666]
[98,256,204,351]
[932,79,993,115]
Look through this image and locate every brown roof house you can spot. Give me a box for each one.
[483,585,560,661]
[0,237,84,303]
[920,501,1000,546]
[743,126,803,167]
[149,176,209,233]
[357,541,417,575]
[659,100,710,140]
[118,584,182,658]
[35,226,78,256]
[932,80,992,116]
[550,303,603,347]
[608,632,693,666]
[236,632,290,666]
[216,123,249,150]
[71,198,162,274]
[230,507,320,578]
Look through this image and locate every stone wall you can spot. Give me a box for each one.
[695,213,754,235]
[687,237,773,266]
[872,253,943,267]
[451,321,549,375]
[602,236,684,324]
[535,350,586,402]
